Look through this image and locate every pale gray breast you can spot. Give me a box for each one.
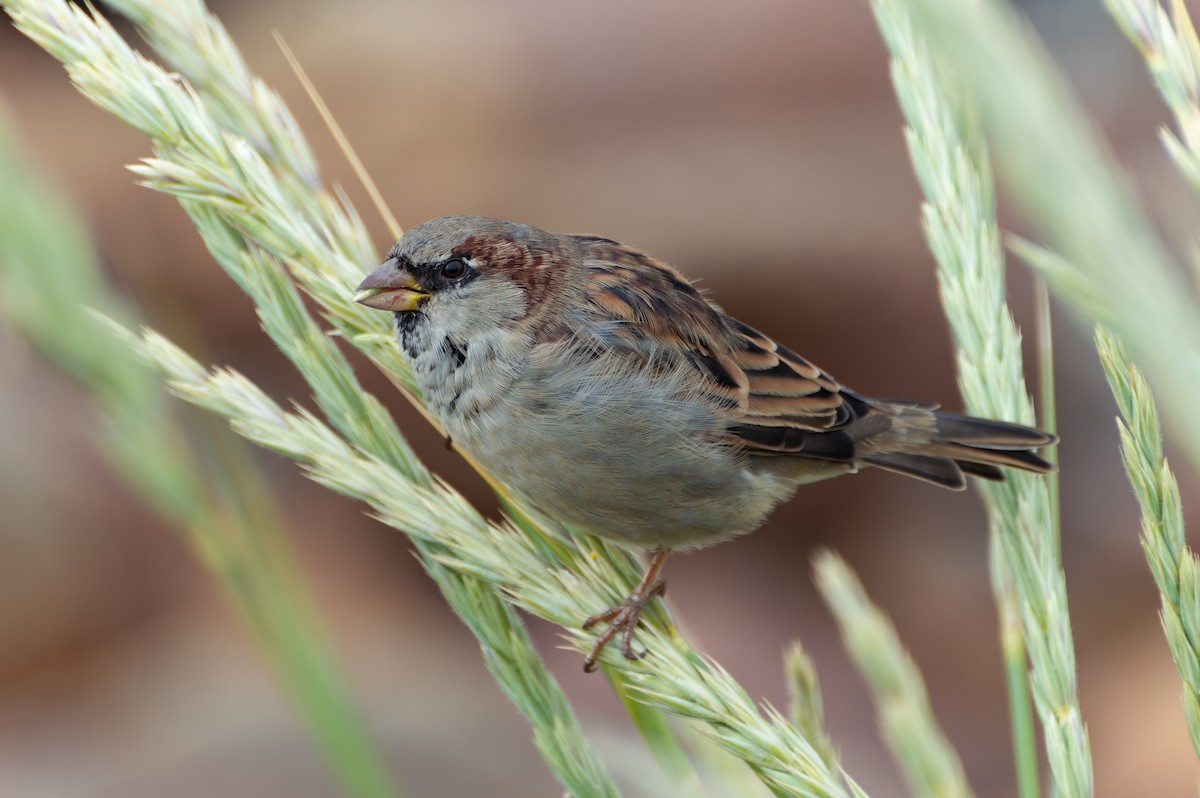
[397,306,529,423]
[443,340,799,548]
[399,310,809,548]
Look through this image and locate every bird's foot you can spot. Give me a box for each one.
[581,548,671,673]
[581,579,666,672]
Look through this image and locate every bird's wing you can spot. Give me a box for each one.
[719,317,881,458]
[573,236,874,460]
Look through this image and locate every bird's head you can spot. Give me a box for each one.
[355,216,576,337]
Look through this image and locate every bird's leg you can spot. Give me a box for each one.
[582,548,671,673]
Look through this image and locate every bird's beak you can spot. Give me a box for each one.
[354,258,429,312]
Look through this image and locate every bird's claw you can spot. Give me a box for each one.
[581,578,666,672]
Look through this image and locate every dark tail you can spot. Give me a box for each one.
[859,409,1056,491]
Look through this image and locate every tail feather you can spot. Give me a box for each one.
[859,406,1056,488]
[921,440,1055,474]
[956,460,1006,482]
[934,412,1057,450]
[860,452,968,490]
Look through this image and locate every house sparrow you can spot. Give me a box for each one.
[355,216,1056,672]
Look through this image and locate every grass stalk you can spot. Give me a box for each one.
[783,643,838,775]
[992,545,1042,798]
[1076,0,1200,758]
[1098,0,1200,194]
[1034,279,1061,553]
[0,105,399,798]
[872,0,1083,794]
[1094,329,1200,756]
[814,552,975,798]
[606,669,706,793]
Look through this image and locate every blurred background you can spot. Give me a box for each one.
[1,0,1196,795]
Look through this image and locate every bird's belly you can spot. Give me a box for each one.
[442,368,798,550]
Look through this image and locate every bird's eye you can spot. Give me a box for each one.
[440,258,467,279]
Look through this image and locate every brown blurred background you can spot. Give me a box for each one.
[1,0,1196,795]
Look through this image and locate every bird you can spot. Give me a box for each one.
[354,216,1056,672]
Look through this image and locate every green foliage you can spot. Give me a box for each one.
[816,552,975,798]
[1095,330,1200,754]
[870,1,1082,795]
[0,104,398,798]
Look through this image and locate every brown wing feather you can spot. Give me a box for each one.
[575,235,746,404]
[726,318,865,426]
[573,236,868,460]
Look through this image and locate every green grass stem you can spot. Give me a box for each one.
[814,551,975,798]
[1095,329,1200,756]
[872,1,1082,794]
[0,103,399,798]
